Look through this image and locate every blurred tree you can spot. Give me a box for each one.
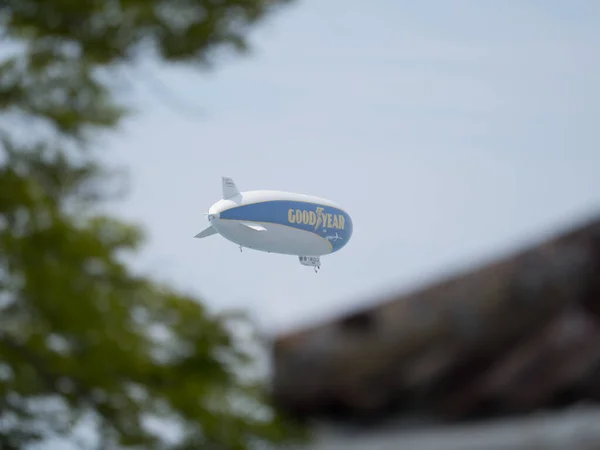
[0,0,305,449]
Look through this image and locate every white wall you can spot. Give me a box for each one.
[294,407,600,450]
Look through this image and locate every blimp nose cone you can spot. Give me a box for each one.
[207,212,220,221]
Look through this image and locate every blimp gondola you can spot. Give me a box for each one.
[194,177,353,272]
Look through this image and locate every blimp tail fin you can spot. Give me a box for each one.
[194,225,218,239]
[240,221,266,232]
[222,176,240,199]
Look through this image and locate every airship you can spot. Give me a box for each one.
[194,177,353,272]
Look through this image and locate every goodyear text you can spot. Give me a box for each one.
[287,206,345,230]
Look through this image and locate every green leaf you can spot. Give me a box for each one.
[0,0,306,448]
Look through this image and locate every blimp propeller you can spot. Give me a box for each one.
[194,177,353,272]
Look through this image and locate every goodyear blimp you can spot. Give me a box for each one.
[194,177,353,272]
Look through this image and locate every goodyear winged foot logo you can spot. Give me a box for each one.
[315,207,325,231]
[287,205,345,231]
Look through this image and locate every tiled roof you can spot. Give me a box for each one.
[270,213,600,423]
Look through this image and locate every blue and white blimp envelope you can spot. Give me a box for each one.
[194,177,353,272]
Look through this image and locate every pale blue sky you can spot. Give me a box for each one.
[102,0,599,335]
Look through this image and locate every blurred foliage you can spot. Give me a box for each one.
[0,0,307,449]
